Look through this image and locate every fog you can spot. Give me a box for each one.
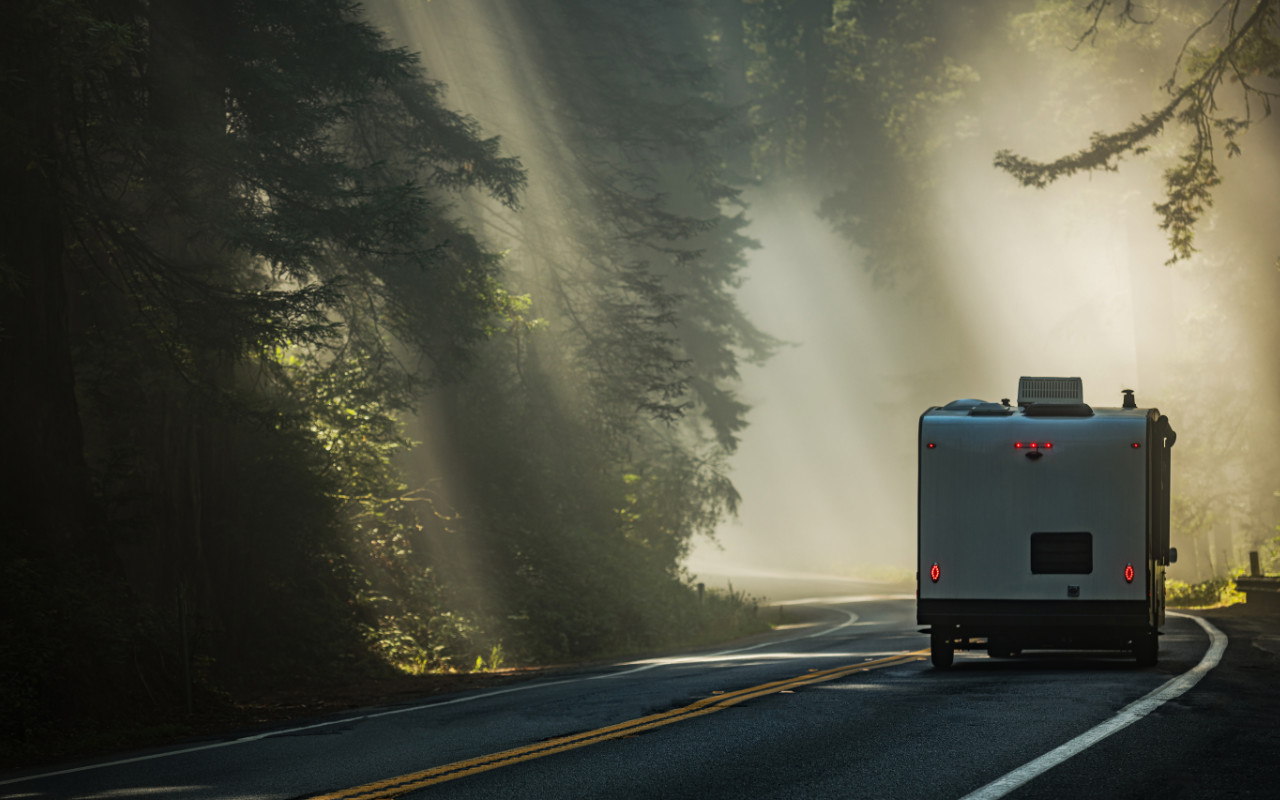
[696,6,1280,583]
[687,177,1162,579]
[366,1,1280,586]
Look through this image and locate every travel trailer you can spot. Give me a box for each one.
[917,377,1177,668]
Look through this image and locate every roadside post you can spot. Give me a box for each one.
[1235,551,1280,614]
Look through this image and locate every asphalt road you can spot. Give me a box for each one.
[2,596,1276,800]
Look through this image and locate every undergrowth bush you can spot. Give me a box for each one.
[1166,570,1246,608]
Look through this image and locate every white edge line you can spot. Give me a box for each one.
[958,611,1228,800]
[804,607,859,638]
[0,602,869,787]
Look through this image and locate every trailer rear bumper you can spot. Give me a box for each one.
[918,598,1151,630]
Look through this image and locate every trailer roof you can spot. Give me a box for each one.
[924,400,1154,419]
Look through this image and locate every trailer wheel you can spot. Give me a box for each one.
[1135,629,1158,667]
[931,632,954,669]
[988,643,1020,659]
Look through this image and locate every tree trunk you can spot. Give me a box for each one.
[718,0,753,180]
[0,14,93,560]
[799,0,832,182]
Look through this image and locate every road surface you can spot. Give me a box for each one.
[2,596,1276,799]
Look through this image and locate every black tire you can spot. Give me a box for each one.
[1135,628,1158,667]
[931,632,954,669]
[988,643,1019,659]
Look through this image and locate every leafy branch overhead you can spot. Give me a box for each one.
[994,0,1280,263]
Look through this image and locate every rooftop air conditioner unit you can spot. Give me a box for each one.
[1017,376,1083,406]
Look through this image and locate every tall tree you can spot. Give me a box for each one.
[1,0,528,733]
[994,0,1280,264]
[360,0,780,661]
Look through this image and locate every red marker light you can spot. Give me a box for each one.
[930,563,940,583]
[1015,442,1023,449]
[1043,442,1053,449]
[1124,563,1135,583]
[1030,442,1038,449]
[1132,442,1141,449]
[927,442,936,449]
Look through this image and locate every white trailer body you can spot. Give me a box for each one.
[917,377,1176,667]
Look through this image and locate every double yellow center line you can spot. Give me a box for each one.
[311,649,929,799]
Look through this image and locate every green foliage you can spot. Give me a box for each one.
[475,644,507,673]
[353,0,781,671]
[4,0,785,760]
[516,0,778,446]
[1154,151,1222,262]
[1266,518,1280,573]
[994,0,1280,264]
[2,0,532,741]
[1167,570,1246,608]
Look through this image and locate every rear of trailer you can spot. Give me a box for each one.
[917,377,1177,668]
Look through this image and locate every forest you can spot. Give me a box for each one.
[2,0,1277,763]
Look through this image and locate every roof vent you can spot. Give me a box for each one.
[1018,376,1083,406]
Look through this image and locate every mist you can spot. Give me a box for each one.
[701,3,1280,584]
[362,1,1279,584]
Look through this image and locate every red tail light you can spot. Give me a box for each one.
[930,563,940,582]
[1124,563,1135,583]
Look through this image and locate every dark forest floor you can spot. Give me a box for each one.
[0,667,554,773]
[1,610,797,773]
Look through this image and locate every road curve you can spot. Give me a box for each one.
[2,597,1263,800]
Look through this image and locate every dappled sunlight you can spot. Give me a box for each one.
[817,682,912,692]
[768,594,915,606]
[62,787,210,799]
[364,0,592,616]
[619,650,922,670]
[356,0,783,665]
